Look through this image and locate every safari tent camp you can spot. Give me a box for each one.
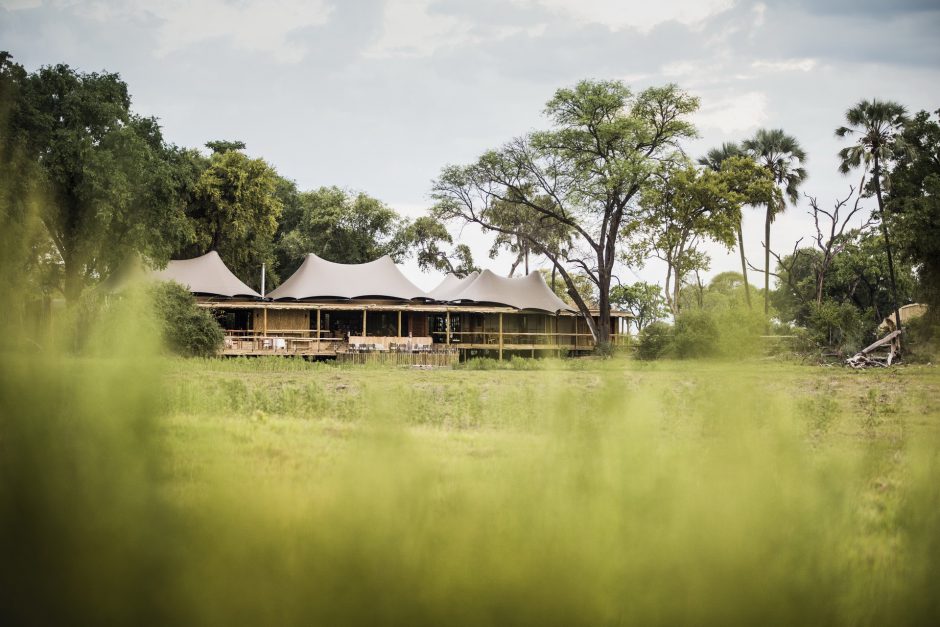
[142,251,632,360]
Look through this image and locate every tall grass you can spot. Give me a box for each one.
[2,289,940,625]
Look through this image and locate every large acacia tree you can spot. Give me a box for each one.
[432,80,698,346]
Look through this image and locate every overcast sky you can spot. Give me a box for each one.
[2,0,939,290]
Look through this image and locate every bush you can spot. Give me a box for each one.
[672,310,720,359]
[149,281,223,357]
[636,321,673,360]
[904,314,939,361]
[805,300,867,353]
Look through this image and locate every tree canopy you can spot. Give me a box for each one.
[433,79,699,345]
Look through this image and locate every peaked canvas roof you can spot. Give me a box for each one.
[427,271,480,301]
[151,251,262,299]
[267,253,428,301]
[448,270,575,313]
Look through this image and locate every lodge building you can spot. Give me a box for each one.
[149,251,631,362]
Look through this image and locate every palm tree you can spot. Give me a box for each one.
[742,129,808,315]
[835,99,908,335]
[698,142,753,309]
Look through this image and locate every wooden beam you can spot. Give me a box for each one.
[397,310,402,337]
[498,312,503,361]
[362,309,367,336]
[316,308,321,352]
[263,304,268,336]
[446,310,451,346]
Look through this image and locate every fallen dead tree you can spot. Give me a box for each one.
[845,329,902,369]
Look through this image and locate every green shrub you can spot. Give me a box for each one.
[805,300,867,353]
[904,314,939,361]
[149,281,223,357]
[672,310,720,359]
[636,321,673,360]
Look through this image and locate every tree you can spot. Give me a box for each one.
[205,139,246,154]
[771,229,914,333]
[742,129,808,315]
[609,282,666,332]
[275,186,410,273]
[884,109,940,318]
[698,143,754,308]
[433,80,699,347]
[836,99,909,333]
[183,150,283,289]
[625,161,766,315]
[403,216,478,277]
[11,62,192,302]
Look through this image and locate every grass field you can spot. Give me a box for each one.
[2,352,940,625]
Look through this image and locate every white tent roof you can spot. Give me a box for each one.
[448,270,575,313]
[427,271,480,301]
[267,253,428,301]
[151,251,261,298]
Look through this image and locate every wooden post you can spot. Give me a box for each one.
[316,308,321,353]
[263,304,268,336]
[362,308,367,337]
[397,310,402,338]
[446,310,451,346]
[498,312,503,361]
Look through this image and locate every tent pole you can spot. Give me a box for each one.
[397,310,402,338]
[446,310,451,346]
[362,308,367,337]
[498,312,503,361]
[316,308,321,353]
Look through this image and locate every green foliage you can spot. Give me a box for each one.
[886,109,940,312]
[805,300,867,353]
[402,215,478,276]
[276,186,409,274]
[771,229,915,344]
[672,309,721,358]
[205,139,246,154]
[149,281,223,357]
[7,60,192,301]
[186,150,283,288]
[636,321,673,360]
[610,281,667,331]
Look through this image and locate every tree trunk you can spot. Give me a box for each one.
[764,204,772,316]
[873,155,903,339]
[63,254,83,305]
[595,271,611,349]
[737,223,751,309]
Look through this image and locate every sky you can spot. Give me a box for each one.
[2,0,939,291]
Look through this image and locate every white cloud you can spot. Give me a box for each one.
[516,0,736,32]
[694,91,768,133]
[29,0,333,62]
[364,0,473,58]
[364,0,546,58]
[0,0,42,9]
[751,58,817,72]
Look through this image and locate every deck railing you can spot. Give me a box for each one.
[221,329,631,355]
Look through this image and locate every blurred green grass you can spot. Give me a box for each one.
[3,349,940,625]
